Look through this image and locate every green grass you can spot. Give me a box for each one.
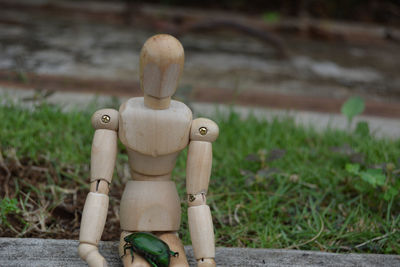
[0,102,399,254]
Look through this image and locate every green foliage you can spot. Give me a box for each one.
[341,96,365,125]
[360,169,385,187]
[0,197,20,226]
[345,163,360,174]
[355,121,369,137]
[384,187,399,201]
[346,163,399,201]
[0,103,95,164]
[262,11,280,23]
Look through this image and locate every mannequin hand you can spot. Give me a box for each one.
[78,243,108,267]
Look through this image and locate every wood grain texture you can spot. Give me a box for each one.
[187,193,207,207]
[143,94,171,110]
[90,129,117,183]
[90,180,110,195]
[79,192,109,245]
[1,238,400,267]
[186,141,212,194]
[119,181,181,231]
[78,243,107,267]
[197,258,216,267]
[190,118,219,142]
[119,97,192,156]
[91,109,119,131]
[127,149,180,176]
[130,170,171,181]
[188,205,215,260]
[157,232,189,267]
[140,34,184,99]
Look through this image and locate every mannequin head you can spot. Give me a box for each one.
[140,34,184,109]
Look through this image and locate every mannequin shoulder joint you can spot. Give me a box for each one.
[190,118,219,142]
[91,108,119,131]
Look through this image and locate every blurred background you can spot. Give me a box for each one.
[0,0,399,116]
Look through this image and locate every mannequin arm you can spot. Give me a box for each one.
[78,109,118,267]
[186,118,219,267]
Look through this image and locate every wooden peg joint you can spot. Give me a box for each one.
[197,258,217,267]
[188,192,207,207]
[90,180,110,195]
[144,94,171,109]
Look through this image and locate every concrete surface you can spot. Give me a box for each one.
[2,86,400,139]
[1,238,400,267]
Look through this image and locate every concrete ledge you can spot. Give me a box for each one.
[2,86,400,139]
[0,238,399,266]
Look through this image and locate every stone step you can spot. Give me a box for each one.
[1,238,399,267]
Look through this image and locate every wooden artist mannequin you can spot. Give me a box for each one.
[78,34,218,267]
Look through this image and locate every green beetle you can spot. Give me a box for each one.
[122,232,179,267]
